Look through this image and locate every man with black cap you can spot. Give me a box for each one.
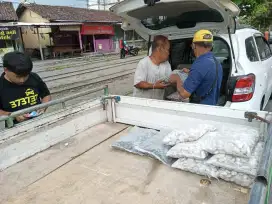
[0,51,51,123]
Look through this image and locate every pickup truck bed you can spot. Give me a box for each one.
[1,122,249,204]
[1,94,271,204]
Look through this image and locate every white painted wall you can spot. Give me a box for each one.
[19,9,51,49]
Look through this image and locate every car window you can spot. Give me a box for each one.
[213,39,229,61]
[255,36,271,60]
[245,37,259,62]
[170,37,230,70]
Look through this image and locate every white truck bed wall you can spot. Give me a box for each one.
[0,95,269,171]
[114,96,268,131]
[0,99,107,171]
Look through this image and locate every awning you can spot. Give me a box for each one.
[81,25,114,35]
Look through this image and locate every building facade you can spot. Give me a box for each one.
[16,3,122,59]
[0,2,20,62]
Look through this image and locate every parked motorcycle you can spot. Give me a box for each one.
[125,46,140,56]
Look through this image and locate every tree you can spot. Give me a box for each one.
[232,0,271,31]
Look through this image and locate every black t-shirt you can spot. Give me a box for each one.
[0,72,50,113]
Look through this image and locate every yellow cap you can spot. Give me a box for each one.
[193,30,213,43]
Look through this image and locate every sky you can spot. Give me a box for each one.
[35,0,86,7]
[10,0,86,8]
[10,0,117,9]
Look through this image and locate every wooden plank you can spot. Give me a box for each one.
[0,123,128,203]
[3,128,249,204]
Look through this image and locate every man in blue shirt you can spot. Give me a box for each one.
[169,30,223,105]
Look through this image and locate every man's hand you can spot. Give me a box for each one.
[37,109,45,115]
[182,68,190,74]
[16,115,28,123]
[154,80,170,89]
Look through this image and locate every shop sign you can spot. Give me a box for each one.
[0,47,14,63]
[81,25,114,35]
[0,27,19,40]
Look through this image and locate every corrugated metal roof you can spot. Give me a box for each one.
[16,3,122,23]
[0,22,83,27]
[0,2,18,22]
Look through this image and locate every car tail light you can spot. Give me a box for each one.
[232,74,255,102]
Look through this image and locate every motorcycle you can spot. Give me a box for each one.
[125,46,140,56]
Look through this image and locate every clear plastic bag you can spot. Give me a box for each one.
[172,157,219,178]
[199,126,259,157]
[218,169,254,187]
[166,92,190,102]
[167,141,208,160]
[172,158,254,187]
[206,142,264,176]
[172,70,188,82]
[166,70,189,102]
[163,124,217,146]
[111,126,158,155]
[135,129,175,166]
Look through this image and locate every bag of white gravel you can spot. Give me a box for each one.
[218,169,254,187]
[172,157,219,178]
[111,126,158,155]
[166,70,189,102]
[167,141,209,160]
[199,126,259,157]
[172,158,254,187]
[166,92,190,102]
[163,124,217,146]
[135,129,175,166]
[206,142,264,176]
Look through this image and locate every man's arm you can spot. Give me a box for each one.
[178,66,203,99]
[134,61,168,90]
[0,109,10,116]
[0,100,10,116]
[33,73,52,113]
[176,80,191,99]
[168,74,181,85]
[135,81,168,89]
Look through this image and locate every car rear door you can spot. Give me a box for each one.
[254,34,272,107]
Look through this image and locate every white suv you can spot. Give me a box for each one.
[111,0,272,111]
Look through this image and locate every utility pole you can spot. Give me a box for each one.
[97,0,100,10]
[76,0,89,9]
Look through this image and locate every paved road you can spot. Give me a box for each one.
[33,54,141,112]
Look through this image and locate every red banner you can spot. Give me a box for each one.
[81,25,114,35]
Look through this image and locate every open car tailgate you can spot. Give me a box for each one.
[110,0,240,40]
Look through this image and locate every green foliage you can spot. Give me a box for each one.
[232,0,271,31]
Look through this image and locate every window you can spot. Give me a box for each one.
[213,39,229,59]
[170,37,230,70]
[255,36,271,60]
[245,37,259,62]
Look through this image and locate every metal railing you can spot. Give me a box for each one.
[0,85,108,128]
